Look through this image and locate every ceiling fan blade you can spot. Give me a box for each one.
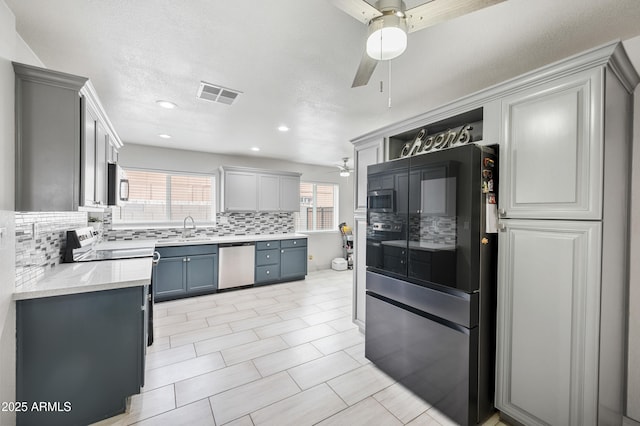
[352,50,379,87]
[406,0,506,33]
[328,0,382,24]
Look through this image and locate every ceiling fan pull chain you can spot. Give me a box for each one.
[388,59,392,109]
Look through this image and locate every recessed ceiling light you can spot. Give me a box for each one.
[156,100,177,109]
[158,134,172,139]
[251,147,260,152]
[277,125,289,132]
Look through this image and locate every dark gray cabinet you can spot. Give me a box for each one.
[16,286,146,426]
[154,256,186,298]
[13,62,120,211]
[153,245,218,301]
[281,239,308,279]
[255,238,307,285]
[255,240,281,284]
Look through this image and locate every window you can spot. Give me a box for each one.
[114,168,215,224]
[296,182,338,232]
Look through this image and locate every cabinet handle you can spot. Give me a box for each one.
[498,208,506,216]
[187,258,191,262]
[266,243,270,247]
[183,258,187,262]
[266,255,270,259]
[498,223,507,232]
[281,250,284,253]
[266,270,270,275]
[293,241,297,245]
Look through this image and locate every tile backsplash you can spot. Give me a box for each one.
[102,210,295,241]
[15,211,87,288]
[15,209,295,287]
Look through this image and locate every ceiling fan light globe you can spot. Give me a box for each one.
[366,15,407,60]
[340,170,351,177]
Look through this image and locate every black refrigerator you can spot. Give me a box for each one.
[365,143,498,426]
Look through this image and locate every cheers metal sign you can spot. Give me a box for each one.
[400,124,473,158]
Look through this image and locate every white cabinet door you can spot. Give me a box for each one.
[354,138,384,213]
[258,175,280,211]
[353,215,367,329]
[279,176,300,212]
[496,219,601,426]
[224,171,257,211]
[499,68,603,220]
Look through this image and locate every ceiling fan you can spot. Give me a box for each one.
[329,0,506,87]
[337,158,354,177]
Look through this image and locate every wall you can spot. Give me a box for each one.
[0,2,44,425]
[118,143,355,271]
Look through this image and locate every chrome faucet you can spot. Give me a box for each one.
[183,215,196,238]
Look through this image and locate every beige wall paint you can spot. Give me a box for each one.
[0,2,43,424]
[119,143,355,270]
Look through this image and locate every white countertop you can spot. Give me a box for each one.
[14,258,153,301]
[13,234,306,300]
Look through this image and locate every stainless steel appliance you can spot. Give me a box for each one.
[218,242,255,289]
[64,227,156,346]
[365,144,498,425]
[107,162,129,206]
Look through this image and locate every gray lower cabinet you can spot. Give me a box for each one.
[255,239,307,285]
[281,240,307,279]
[153,245,218,302]
[16,286,146,426]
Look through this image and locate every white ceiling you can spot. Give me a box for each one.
[5,0,640,169]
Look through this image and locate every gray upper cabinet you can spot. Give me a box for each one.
[224,170,258,211]
[95,122,108,205]
[83,102,97,207]
[499,68,602,220]
[279,175,300,212]
[14,63,87,211]
[258,174,280,211]
[13,62,122,211]
[221,166,301,212]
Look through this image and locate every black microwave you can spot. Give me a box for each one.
[367,189,395,212]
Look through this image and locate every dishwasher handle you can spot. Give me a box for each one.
[219,242,255,248]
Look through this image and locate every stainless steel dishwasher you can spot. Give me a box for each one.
[218,242,255,289]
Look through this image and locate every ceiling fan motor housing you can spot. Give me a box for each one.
[375,0,406,14]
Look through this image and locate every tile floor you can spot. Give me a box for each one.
[94,269,507,426]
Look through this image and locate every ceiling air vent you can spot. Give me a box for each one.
[196,81,242,105]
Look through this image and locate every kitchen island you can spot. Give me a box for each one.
[13,258,152,426]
